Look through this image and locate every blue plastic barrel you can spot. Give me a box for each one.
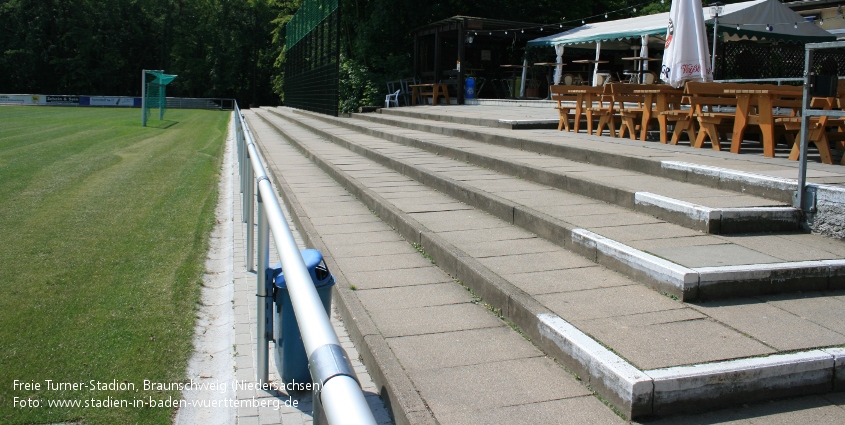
[465,77,475,99]
[268,249,335,385]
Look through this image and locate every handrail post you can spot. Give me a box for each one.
[797,46,813,210]
[256,189,270,383]
[246,156,255,271]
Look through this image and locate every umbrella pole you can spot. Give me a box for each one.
[593,41,602,86]
[711,15,719,76]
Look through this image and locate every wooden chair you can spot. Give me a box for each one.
[586,84,618,136]
[778,97,845,165]
[550,85,577,131]
[611,83,649,140]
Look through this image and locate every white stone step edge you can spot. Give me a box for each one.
[538,312,845,417]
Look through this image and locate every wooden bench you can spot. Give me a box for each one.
[669,82,748,150]
[409,83,450,105]
[550,85,604,133]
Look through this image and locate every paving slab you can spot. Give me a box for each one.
[407,357,592,415]
[342,265,452,290]
[437,396,627,425]
[575,309,774,370]
[333,252,428,273]
[366,303,503,338]
[690,298,845,351]
[410,210,507,232]
[760,292,845,334]
[648,243,784,268]
[536,284,683,322]
[721,233,844,262]
[457,236,559,258]
[477,250,596,274]
[386,327,541,371]
[504,266,636,295]
[354,282,469,312]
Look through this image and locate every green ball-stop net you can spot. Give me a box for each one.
[143,70,177,125]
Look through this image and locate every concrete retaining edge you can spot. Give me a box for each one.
[644,351,836,417]
[252,109,845,420]
[634,192,800,234]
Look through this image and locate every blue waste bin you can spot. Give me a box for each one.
[465,77,475,99]
[267,249,335,385]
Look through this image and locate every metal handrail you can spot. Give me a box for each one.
[233,104,377,425]
[715,78,803,85]
[796,41,845,212]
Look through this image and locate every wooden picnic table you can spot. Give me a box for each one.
[723,87,802,157]
[409,83,450,105]
[634,87,683,143]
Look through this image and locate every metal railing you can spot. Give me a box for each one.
[233,104,377,425]
[715,78,803,85]
[796,41,845,212]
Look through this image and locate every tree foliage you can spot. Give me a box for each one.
[0,0,670,107]
[0,0,280,106]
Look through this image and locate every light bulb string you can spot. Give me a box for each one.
[463,0,656,36]
[463,2,837,37]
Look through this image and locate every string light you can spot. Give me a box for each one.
[794,22,798,29]
[766,24,772,31]
[604,13,608,18]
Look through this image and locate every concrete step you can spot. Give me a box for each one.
[317,109,800,235]
[378,106,808,204]
[264,107,845,303]
[247,107,845,421]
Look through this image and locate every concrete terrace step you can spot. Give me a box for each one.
[318,109,800,235]
[377,106,845,204]
[247,108,845,421]
[243,111,625,425]
[377,103,561,129]
[265,107,845,303]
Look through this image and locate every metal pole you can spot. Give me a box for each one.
[796,47,813,209]
[256,189,270,384]
[246,157,255,271]
[519,57,528,98]
[711,15,718,77]
[141,70,147,127]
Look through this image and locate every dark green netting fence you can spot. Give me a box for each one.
[284,0,340,116]
[285,0,338,51]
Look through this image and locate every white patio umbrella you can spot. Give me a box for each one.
[661,0,712,88]
[553,44,565,85]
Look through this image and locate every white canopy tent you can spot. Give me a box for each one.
[528,0,834,85]
[527,0,834,51]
